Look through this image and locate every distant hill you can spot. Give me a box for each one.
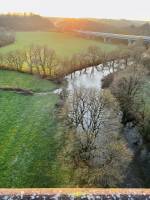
[0,13,149,36]
[0,14,55,31]
[53,18,114,32]
[128,23,150,36]
[53,18,150,36]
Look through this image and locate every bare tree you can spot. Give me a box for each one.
[120,48,132,67]
[25,45,37,74]
[62,88,132,187]
[111,65,146,124]
[87,46,102,66]
[70,53,90,72]
[136,97,150,142]
[5,50,25,71]
[4,51,25,71]
[129,39,146,65]
[25,44,58,77]
[44,47,58,76]
[67,88,120,133]
[60,57,71,77]
[0,53,4,68]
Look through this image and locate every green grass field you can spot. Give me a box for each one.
[0,70,58,92]
[0,32,118,57]
[0,70,66,187]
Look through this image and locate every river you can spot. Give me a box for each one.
[66,65,110,91]
[63,64,144,187]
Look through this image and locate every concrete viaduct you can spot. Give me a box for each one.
[76,30,150,45]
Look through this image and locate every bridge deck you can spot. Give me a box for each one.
[77,30,150,42]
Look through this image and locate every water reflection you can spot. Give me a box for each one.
[66,65,110,91]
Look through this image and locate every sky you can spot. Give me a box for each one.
[0,0,149,21]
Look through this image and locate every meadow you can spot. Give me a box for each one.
[0,70,67,187]
[0,32,118,57]
[0,70,57,92]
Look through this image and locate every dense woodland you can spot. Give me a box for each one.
[0,14,54,31]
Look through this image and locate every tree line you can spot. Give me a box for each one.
[0,41,149,80]
[0,14,54,31]
[0,45,59,78]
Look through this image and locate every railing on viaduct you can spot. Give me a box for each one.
[0,189,150,199]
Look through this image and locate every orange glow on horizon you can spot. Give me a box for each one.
[0,0,149,21]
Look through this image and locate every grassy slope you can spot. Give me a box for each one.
[0,70,65,187]
[0,32,118,57]
[0,70,58,92]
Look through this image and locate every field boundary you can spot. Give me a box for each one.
[0,87,34,95]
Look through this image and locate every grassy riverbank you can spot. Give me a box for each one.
[0,70,66,187]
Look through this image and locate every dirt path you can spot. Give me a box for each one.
[0,87,62,96]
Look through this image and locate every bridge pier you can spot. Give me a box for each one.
[108,38,111,43]
[103,37,107,43]
[128,39,133,46]
[128,39,141,46]
[103,37,111,43]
